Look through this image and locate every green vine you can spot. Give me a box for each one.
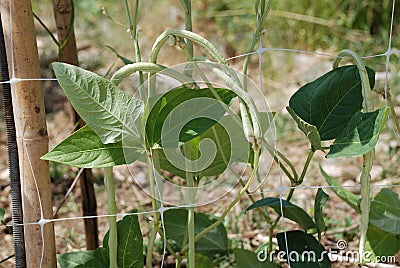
[104,167,117,268]
[333,49,375,264]
[180,145,261,254]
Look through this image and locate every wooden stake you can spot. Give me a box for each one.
[0,0,56,267]
[52,0,99,250]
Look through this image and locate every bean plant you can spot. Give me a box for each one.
[41,0,400,267]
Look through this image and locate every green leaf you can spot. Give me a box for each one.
[144,87,236,147]
[163,209,228,258]
[314,188,329,241]
[233,248,278,268]
[0,208,4,222]
[289,65,375,140]
[246,198,316,230]
[41,126,144,168]
[366,224,400,258]
[369,188,400,234]
[277,230,331,268]
[320,165,360,213]
[327,107,389,158]
[58,215,143,267]
[91,248,109,267]
[105,45,134,65]
[103,214,144,268]
[286,106,322,150]
[57,249,108,268]
[259,111,276,134]
[194,254,214,268]
[0,208,7,228]
[153,115,250,179]
[53,62,143,144]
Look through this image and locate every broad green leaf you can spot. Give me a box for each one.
[91,248,109,267]
[103,214,143,268]
[233,248,278,268]
[327,107,389,158]
[144,87,236,148]
[277,230,331,268]
[246,198,316,230]
[53,62,143,144]
[58,215,142,268]
[194,254,214,268]
[369,188,400,234]
[365,224,400,258]
[153,115,250,179]
[57,250,108,268]
[41,126,144,168]
[163,209,228,258]
[286,106,322,150]
[314,188,329,241]
[289,65,375,140]
[320,165,360,213]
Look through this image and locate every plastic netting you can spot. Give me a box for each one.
[1,0,399,267]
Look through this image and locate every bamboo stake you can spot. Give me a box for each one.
[0,11,26,268]
[52,0,99,250]
[0,0,56,267]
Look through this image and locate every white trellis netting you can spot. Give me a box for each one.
[0,0,399,267]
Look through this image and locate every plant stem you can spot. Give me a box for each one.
[146,226,157,268]
[359,150,373,260]
[387,93,400,134]
[151,29,227,65]
[296,149,315,185]
[180,145,261,254]
[180,0,193,58]
[146,155,160,268]
[160,72,197,263]
[124,0,134,33]
[154,225,182,261]
[187,198,196,266]
[184,141,196,267]
[267,187,295,253]
[33,12,59,46]
[236,173,271,224]
[104,167,117,268]
[211,124,271,224]
[101,6,126,28]
[125,0,144,86]
[333,49,374,264]
[264,142,297,181]
[240,0,272,149]
[111,62,194,86]
[181,0,194,80]
[242,0,273,80]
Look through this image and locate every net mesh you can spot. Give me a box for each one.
[0,0,399,267]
